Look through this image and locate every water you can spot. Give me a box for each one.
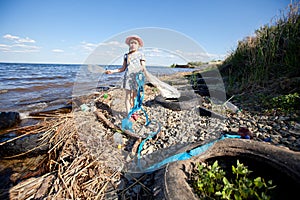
[0,63,79,114]
[0,63,195,115]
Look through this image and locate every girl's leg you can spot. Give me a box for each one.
[125,89,137,114]
[130,90,139,120]
[131,90,137,107]
[125,90,131,114]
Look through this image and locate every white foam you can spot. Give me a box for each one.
[19,112,29,119]
[27,102,48,108]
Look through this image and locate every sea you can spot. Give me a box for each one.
[0,63,195,117]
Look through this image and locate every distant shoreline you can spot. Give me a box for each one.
[0,62,173,68]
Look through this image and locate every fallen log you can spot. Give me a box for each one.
[29,105,72,117]
[93,110,142,139]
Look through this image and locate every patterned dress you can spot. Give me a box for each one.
[123,51,145,91]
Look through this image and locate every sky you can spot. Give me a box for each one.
[0,0,292,65]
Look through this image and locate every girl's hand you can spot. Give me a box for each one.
[105,70,112,74]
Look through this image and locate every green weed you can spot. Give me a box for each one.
[192,160,276,200]
[267,92,299,113]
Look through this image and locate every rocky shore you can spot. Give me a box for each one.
[102,71,300,198]
[0,70,299,199]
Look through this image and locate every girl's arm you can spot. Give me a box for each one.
[118,58,128,72]
[140,60,146,72]
[105,57,127,74]
[140,52,146,72]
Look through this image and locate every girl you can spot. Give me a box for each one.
[105,35,146,120]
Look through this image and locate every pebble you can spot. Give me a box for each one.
[97,76,300,199]
[119,101,300,187]
[125,103,299,198]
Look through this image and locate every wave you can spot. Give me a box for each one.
[0,90,8,94]
[5,82,75,93]
[2,75,67,81]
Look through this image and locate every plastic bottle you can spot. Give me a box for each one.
[80,104,90,112]
[225,101,240,113]
[113,132,123,149]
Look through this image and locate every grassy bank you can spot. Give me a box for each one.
[218,3,299,113]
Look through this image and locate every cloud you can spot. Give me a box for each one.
[81,40,127,56]
[206,53,227,60]
[80,41,98,52]
[52,49,64,53]
[1,34,40,53]
[3,34,19,40]
[98,40,125,48]
[4,44,40,53]
[3,34,35,43]
[144,48,183,60]
[18,37,35,43]
[0,44,10,51]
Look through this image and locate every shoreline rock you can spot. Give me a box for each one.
[0,112,21,130]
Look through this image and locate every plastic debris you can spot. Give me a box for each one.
[80,104,90,112]
[113,132,123,149]
[238,127,252,139]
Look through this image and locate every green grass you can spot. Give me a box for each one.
[219,3,300,94]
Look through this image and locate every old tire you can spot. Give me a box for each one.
[154,139,300,200]
[154,91,202,111]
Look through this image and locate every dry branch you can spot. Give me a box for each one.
[94,110,143,139]
[5,111,121,199]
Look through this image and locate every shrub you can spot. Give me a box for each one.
[192,160,276,200]
[268,92,299,112]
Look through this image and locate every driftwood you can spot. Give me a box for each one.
[9,174,55,199]
[131,138,142,155]
[29,105,72,117]
[93,110,142,139]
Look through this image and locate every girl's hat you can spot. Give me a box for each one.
[125,35,144,47]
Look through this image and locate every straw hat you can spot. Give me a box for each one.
[125,35,144,47]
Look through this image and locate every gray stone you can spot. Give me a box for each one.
[0,112,21,130]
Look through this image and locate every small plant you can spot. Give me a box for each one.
[152,87,159,93]
[187,61,204,67]
[268,92,299,112]
[192,160,276,200]
[187,72,198,87]
[170,63,176,68]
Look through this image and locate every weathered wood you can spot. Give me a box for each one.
[93,110,142,139]
[131,138,142,155]
[29,105,72,116]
